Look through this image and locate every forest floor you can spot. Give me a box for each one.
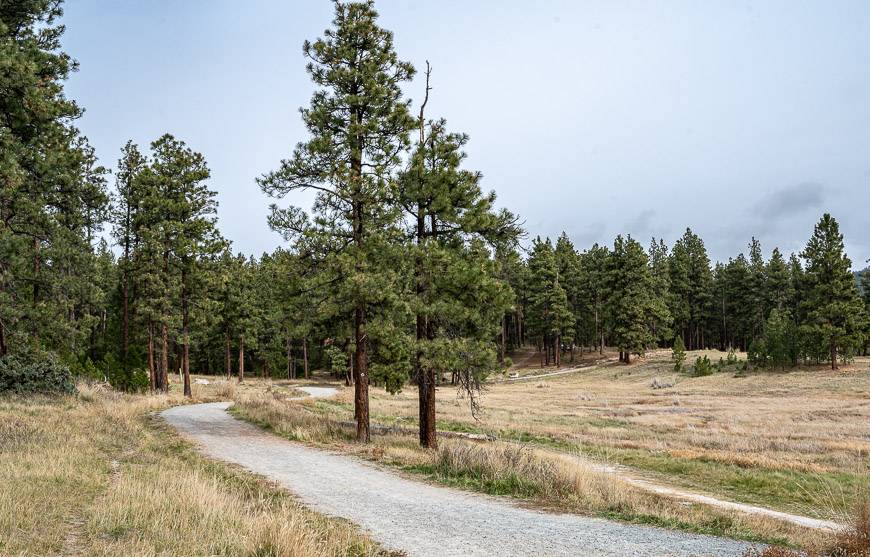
[0,382,383,557]
[226,348,869,552]
[165,400,754,557]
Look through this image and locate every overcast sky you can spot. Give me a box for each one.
[61,0,870,267]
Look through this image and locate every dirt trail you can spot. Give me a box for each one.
[163,402,753,557]
[564,454,842,531]
[285,381,840,532]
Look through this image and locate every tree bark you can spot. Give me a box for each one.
[238,335,245,382]
[287,336,294,379]
[555,335,561,367]
[160,322,169,392]
[354,303,370,442]
[498,315,506,364]
[225,332,232,379]
[148,324,155,392]
[830,341,838,370]
[121,263,129,372]
[181,268,191,397]
[303,337,309,379]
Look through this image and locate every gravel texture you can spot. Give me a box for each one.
[162,402,754,557]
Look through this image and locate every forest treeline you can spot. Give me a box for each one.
[2,1,868,446]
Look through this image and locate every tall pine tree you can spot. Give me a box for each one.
[800,214,864,369]
[258,1,416,441]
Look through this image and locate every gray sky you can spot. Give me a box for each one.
[61,1,870,267]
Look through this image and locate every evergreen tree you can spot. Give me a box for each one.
[554,233,582,361]
[396,101,519,447]
[0,1,108,359]
[258,1,416,441]
[800,214,865,369]
[606,235,653,363]
[669,228,713,350]
[747,237,766,339]
[765,247,791,315]
[648,237,674,346]
[526,238,573,367]
[110,142,147,379]
[578,244,609,353]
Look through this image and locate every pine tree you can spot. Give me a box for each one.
[554,233,582,361]
[258,1,415,442]
[526,238,573,368]
[0,1,108,359]
[747,237,766,340]
[765,247,791,315]
[648,238,674,346]
[396,96,519,447]
[111,141,147,378]
[800,214,865,369]
[578,244,610,353]
[606,236,653,363]
[669,228,713,350]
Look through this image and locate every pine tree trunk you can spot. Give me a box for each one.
[225,332,231,379]
[238,335,245,382]
[354,303,370,441]
[498,315,506,363]
[287,336,294,379]
[181,269,191,397]
[420,366,437,448]
[830,341,838,370]
[555,335,561,367]
[148,324,155,392]
[303,337,309,379]
[121,264,129,372]
[160,323,169,392]
[345,341,353,386]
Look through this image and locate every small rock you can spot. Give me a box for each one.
[195,378,210,385]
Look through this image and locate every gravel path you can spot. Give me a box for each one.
[163,402,753,557]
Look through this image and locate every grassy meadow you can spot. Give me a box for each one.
[232,348,870,550]
[0,382,381,557]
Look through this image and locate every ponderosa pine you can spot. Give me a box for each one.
[258,1,416,441]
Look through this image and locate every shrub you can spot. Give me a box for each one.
[691,355,713,377]
[672,336,686,372]
[0,349,74,394]
[102,353,149,392]
[748,338,768,368]
[726,348,738,365]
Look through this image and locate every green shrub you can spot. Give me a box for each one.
[672,336,686,372]
[0,349,74,394]
[726,348,738,365]
[691,355,713,377]
[102,353,150,392]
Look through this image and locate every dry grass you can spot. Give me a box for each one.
[229,348,870,548]
[0,381,380,556]
[343,348,870,519]
[233,388,822,547]
[744,499,870,556]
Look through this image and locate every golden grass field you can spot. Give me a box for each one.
[232,347,869,551]
[2,348,866,555]
[0,382,381,557]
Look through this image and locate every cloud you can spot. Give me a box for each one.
[625,209,656,240]
[753,182,826,220]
